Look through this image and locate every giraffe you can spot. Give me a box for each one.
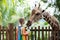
[26,4,60,40]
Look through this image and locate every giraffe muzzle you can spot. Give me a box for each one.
[26,20,32,27]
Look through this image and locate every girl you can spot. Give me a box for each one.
[16,18,29,40]
[16,18,24,40]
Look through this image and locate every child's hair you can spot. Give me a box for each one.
[19,18,24,25]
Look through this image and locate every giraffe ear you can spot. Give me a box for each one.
[38,3,40,9]
[42,10,45,13]
[35,4,36,7]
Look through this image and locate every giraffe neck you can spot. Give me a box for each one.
[43,12,60,30]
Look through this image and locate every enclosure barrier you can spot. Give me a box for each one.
[0,23,60,40]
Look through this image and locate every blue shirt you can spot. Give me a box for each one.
[18,26,22,40]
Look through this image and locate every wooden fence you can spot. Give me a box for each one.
[0,23,60,40]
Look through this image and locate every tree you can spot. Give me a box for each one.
[0,0,31,26]
[54,14,60,22]
[0,0,17,26]
[41,0,60,11]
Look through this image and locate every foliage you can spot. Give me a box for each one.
[55,0,60,11]
[0,0,17,26]
[0,0,31,26]
[41,0,47,3]
[54,14,60,22]
[42,0,60,11]
[0,0,60,27]
[44,22,48,25]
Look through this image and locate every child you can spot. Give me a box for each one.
[16,18,29,40]
[16,18,24,40]
[18,18,24,40]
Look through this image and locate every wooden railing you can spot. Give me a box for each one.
[0,23,60,40]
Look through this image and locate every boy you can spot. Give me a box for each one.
[18,18,24,40]
[16,18,29,40]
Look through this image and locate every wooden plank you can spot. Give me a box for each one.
[45,27,47,40]
[38,26,40,40]
[9,23,14,40]
[35,27,36,40]
[51,29,54,40]
[30,29,52,31]
[0,25,1,40]
[54,30,56,40]
[6,27,9,40]
[42,27,44,40]
[15,27,16,40]
[48,27,50,40]
[0,29,15,31]
[0,28,60,31]
[2,27,4,40]
[31,27,33,40]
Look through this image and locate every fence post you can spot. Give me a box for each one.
[38,26,40,40]
[35,27,36,40]
[48,26,50,40]
[42,27,44,40]
[0,25,1,40]
[15,27,16,40]
[2,26,4,40]
[54,30,56,40]
[31,27,33,40]
[8,23,14,40]
[45,27,47,40]
[6,27,9,40]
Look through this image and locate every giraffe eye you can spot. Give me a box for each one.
[36,13,40,16]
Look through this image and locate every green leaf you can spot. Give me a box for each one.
[55,0,60,11]
[41,0,47,3]
[19,0,24,4]
[54,14,60,22]
[0,12,2,25]
[2,0,8,9]
[48,3,51,7]
[44,22,48,25]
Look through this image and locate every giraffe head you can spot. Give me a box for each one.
[26,4,45,26]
